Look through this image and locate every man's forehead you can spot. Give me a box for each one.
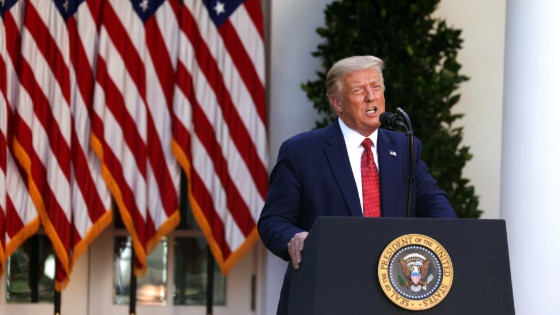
[344,69,382,86]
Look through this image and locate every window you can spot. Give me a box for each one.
[5,175,227,307]
[111,180,226,306]
[5,235,55,304]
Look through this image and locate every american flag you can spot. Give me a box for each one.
[172,0,267,274]
[1,0,266,282]
[0,0,112,288]
[66,0,112,275]
[91,0,181,275]
[0,0,42,280]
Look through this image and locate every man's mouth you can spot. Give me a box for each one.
[366,106,378,116]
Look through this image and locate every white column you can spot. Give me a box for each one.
[502,1,560,313]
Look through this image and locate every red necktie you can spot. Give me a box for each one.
[361,138,381,217]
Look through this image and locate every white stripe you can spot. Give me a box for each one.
[31,0,70,59]
[99,28,148,142]
[229,4,265,84]
[183,1,268,167]
[173,29,195,131]
[141,2,180,228]
[1,97,6,218]
[76,1,101,69]
[101,91,148,220]
[7,152,38,226]
[72,2,111,215]
[19,5,72,222]
[20,28,72,146]
[110,0,147,58]
[146,166,168,228]
[179,37,264,212]
[192,133,240,247]
[155,2,179,70]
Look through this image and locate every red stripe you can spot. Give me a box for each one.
[95,56,147,245]
[219,20,266,124]
[5,198,24,239]
[95,57,147,176]
[68,18,96,118]
[243,0,265,40]
[180,7,268,200]
[146,117,177,217]
[24,3,71,104]
[191,170,232,258]
[0,55,6,96]
[67,17,107,224]
[173,63,232,257]
[173,72,193,153]
[0,209,5,250]
[86,0,105,31]
[12,113,72,279]
[0,81,6,171]
[102,3,178,222]
[177,62,255,236]
[101,138,149,246]
[16,54,72,181]
[143,17,178,218]
[103,4,146,99]
[145,18,176,110]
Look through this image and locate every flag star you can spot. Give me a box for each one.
[139,0,150,12]
[63,0,69,12]
[214,1,226,15]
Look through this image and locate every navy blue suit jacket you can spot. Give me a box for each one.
[258,120,456,314]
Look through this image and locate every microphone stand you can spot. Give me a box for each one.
[396,108,414,218]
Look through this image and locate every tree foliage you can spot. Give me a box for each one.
[301,0,482,218]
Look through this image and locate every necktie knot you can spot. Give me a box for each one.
[361,138,373,151]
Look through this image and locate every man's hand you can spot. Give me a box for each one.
[288,231,309,270]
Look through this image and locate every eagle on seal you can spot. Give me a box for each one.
[399,258,430,287]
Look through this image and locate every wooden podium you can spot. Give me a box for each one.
[288,217,515,314]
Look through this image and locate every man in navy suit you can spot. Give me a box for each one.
[258,55,456,315]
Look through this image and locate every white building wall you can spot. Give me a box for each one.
[501,0,560,313]
[263,0,506,314]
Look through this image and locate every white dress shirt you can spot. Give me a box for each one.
[338,118,379,213]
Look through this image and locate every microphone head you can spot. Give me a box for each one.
[379,112,394,125]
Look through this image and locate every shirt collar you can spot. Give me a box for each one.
[338,117,378,150]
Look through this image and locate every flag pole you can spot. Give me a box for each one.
[206,247,214,315]
[129,244,137,315]
[54,256,61,315]
[54,289,61,315]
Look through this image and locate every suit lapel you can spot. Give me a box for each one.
[377,129,399,217]
[324,122,363,217]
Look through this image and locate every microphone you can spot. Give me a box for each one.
[380,112,408,130]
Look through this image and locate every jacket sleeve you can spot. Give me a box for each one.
[413,138,457,218]
[258,140,306,261]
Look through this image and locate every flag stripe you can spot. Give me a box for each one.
[242,0,264,40]
[67,1,112,264]
[179,5,267,199]
[173,0,267,273]
[94,57,146,233]
[218,20,265,121]
[175,61,254,237]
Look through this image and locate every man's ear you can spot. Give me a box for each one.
[329,96,342,114]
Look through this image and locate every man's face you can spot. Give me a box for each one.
[330,68,386,137]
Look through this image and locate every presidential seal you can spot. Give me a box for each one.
[378,234,453,311]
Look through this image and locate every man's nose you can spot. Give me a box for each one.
[365,86,376,102]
